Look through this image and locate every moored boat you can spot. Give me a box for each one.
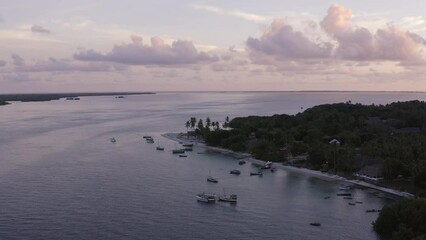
[219,194,237,203]
[179,154,187,158]
[182,143,194,147]
[196,193,217,203]
[172,149,185,154]
[238,160,246,165]
[230,169,241,175]
[156,146,164,151]
[250,171,263,176]
[207,176,218,183]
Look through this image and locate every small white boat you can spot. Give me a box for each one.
[196,193,217,203]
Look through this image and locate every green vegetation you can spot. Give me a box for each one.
[187,101,426,194]
[0,100,9,105]
[0,92,155,103]
[373,199,426,240]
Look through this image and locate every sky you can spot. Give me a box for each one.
[1,0,426,93]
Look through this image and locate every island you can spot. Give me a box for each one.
[185,101,426,196]
[0,92,155,105]
[183,100,426,239]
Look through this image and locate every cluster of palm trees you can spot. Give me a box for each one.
[185,116,230,134]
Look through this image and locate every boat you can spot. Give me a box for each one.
[110,137,116,143]
[310,222,321,227]
[355,201,363,204]
[238,160,246,165]
[179,154,187,158]
[172,149,185,154]
[196,193,217,203]
[74,97,80,100]
[348,203,356,206]
[207,176,218,183]
[230,169,241,175]
[115,96,125,98]
[270,168,276,172]
[324,196,331,199]
[182,143,194,147]
[250,171,263,176]
[366,209,378,213]
[336,193,352,196]
[143,136,152,139]
[219,194,237,203]
[146,139,154,144]
[184,147,193,151]
[261,161,272,169]
[156,146,164,151]
[343,197,353,200]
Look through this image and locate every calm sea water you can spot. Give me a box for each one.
[1,92,425,240]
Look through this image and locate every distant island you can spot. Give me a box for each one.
[0,92,155,105]
[185,100,426,197]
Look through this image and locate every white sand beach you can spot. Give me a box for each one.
[162,132,415,199]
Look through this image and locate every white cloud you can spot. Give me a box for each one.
[191,4,270,23]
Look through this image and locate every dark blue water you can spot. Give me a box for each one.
[1,92,425,240]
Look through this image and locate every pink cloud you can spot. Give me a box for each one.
[74,36,219,65]
[246,19,333,61]
[321,4,426,61]
[246,4,426,64]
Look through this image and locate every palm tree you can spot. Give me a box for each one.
[190,117,197,129]
[206,117,211,128]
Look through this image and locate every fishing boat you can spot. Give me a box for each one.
[110,137,116,143]
[348,203,356,206]
[238,160,246,165]
[143,136,152,139]
[156,146,164,151]
[230,169,241,175]
[179,154,187,158]
[196,193,217,203]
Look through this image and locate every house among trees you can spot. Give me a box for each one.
[329,139,340,145]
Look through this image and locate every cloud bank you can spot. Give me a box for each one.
[246,4,426,63]
[74,36,218,65]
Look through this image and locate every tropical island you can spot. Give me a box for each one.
[183,100,426,239]
[0,92,155,105]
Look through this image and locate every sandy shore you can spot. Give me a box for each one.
[162,132,415,199]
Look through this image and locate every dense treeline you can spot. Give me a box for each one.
[189,101,426,190]
[373,199,426,240]
[0,92,154,103]
[0,100,9,105]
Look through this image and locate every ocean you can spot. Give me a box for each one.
[1,92,425,240]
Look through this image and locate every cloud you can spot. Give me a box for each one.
[0,60,6,67]
[246,4,426,64]
[74,36,218,65]
[2,73,36,82]
[31,25,51,34]
[191,4,269,23]
[11,54,25,66]
[320,4,426,61]
[246,19,333,61]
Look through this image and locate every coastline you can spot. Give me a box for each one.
[162,132,415,199]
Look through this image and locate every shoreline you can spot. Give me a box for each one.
[162,132,415,199]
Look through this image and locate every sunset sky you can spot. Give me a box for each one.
[1,0,426,93]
